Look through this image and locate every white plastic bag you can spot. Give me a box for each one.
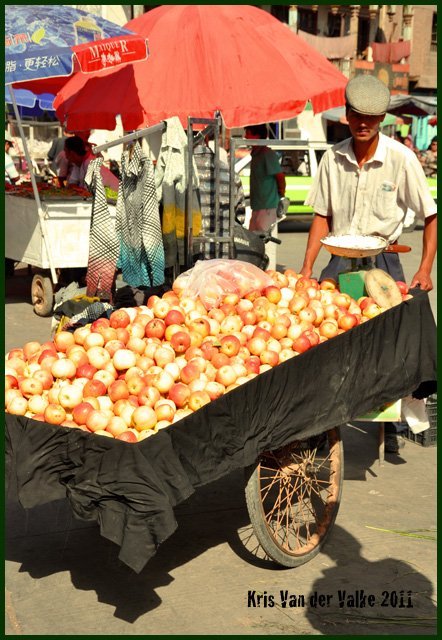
[172,259,274,309]
[401,396,430,434]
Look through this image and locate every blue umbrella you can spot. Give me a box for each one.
[5,86,55,110]
[5,5,148,287]
[5,4,148,86]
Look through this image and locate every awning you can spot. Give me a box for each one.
[388,95,437,117]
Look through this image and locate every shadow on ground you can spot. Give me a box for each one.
[305,523,437,635]
[6,468,251,623]
[6,424,432,627]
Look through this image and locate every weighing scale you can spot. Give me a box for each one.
[320,234,410,308]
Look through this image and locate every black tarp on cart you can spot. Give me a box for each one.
[5,289,437,573]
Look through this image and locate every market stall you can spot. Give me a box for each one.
[5,289,437,574]
[5,185,117,316]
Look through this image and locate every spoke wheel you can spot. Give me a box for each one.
[245,427,343,568]
[31,273,54,317]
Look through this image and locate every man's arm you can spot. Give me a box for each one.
[275,172,286,197]
[410,213,437,291]
[300,214,332,278]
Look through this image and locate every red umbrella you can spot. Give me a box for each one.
[54,5,347,131]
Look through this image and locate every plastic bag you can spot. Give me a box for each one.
[173,259,274,309]
[401,396,430,434]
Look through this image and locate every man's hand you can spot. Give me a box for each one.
[410,270,433,291]
[299,214,331,278]
[411,214,437,292]
[300,266,313,278]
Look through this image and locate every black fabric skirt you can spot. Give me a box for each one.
[5,289,436,573]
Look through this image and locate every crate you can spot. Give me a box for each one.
[404,394,437,447]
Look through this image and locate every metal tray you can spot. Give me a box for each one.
[320,234,388,258]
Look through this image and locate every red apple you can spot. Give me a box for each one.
[293,335,312,354]
[180,362,201,385]
[51,358,77,380]
[83,378,107,398]
[320,277,337,291]
[126,374,146,396]
[107,380,130,403]
[219,335,241,358]
[168,382,191,408]
[86,409,110,432]
[338,313,359,331]
[131,405,157,432]
[145,318,166,340]
[319,321,339,339]
[247,336,267,356]
[164,308,185,326]
[109,309,131,329]
[23,341,41,361]
[106,416,129,437]
[116,430,138,443]
[7,396,28,415]
[19,377,44,398]
[72,402,95,425]
[244,356,261,375]
[7,348,25,361]
[44,403,67,425]
[5,375,19,390]
[188,390,211,412]
[210,352,230,369]
[215,365,237,387]
[188,317,211,339]
[27,394,49,415]
[396,281,409,295]
[137,385,160,408]
[91,317,111,333]
[57,384,84,410]
[76,363,97,379]
[263,285,282,304]
[259,349,279,367]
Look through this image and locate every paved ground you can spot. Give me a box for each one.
[5,223,437,635]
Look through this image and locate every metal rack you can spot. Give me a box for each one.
[185,115,236,269]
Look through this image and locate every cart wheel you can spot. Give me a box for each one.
[31,273,54,317]
[244,427,343,568]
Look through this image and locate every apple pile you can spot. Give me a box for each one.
[5,270,411,443]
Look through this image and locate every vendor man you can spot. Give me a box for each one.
[300,74,437,292]
[299,74,437,454]
[63,135,119,192]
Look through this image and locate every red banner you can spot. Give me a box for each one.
[74,35,149,73]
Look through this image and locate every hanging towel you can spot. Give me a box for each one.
[116,142,165,287]
[155,117,202,269]
[84,157,119,302]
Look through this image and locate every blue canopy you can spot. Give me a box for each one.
[5,4,138,85]
[5,86,54,110]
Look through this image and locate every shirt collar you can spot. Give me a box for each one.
[336,132,387,167]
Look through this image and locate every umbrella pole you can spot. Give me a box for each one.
[9,87,58,285]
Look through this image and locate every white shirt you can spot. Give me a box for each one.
[5,151,19,183]
[305,132,437,242]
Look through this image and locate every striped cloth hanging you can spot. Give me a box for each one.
[84,157,119,302]
[116,143,165,287]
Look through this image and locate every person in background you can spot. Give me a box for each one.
[63,135,119,192]
[47,128,70,175]
[5,131,20,276]
[5,132,20,185]
[244,124,286,232]
[420,136,437,178]
[299,74,437,454]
